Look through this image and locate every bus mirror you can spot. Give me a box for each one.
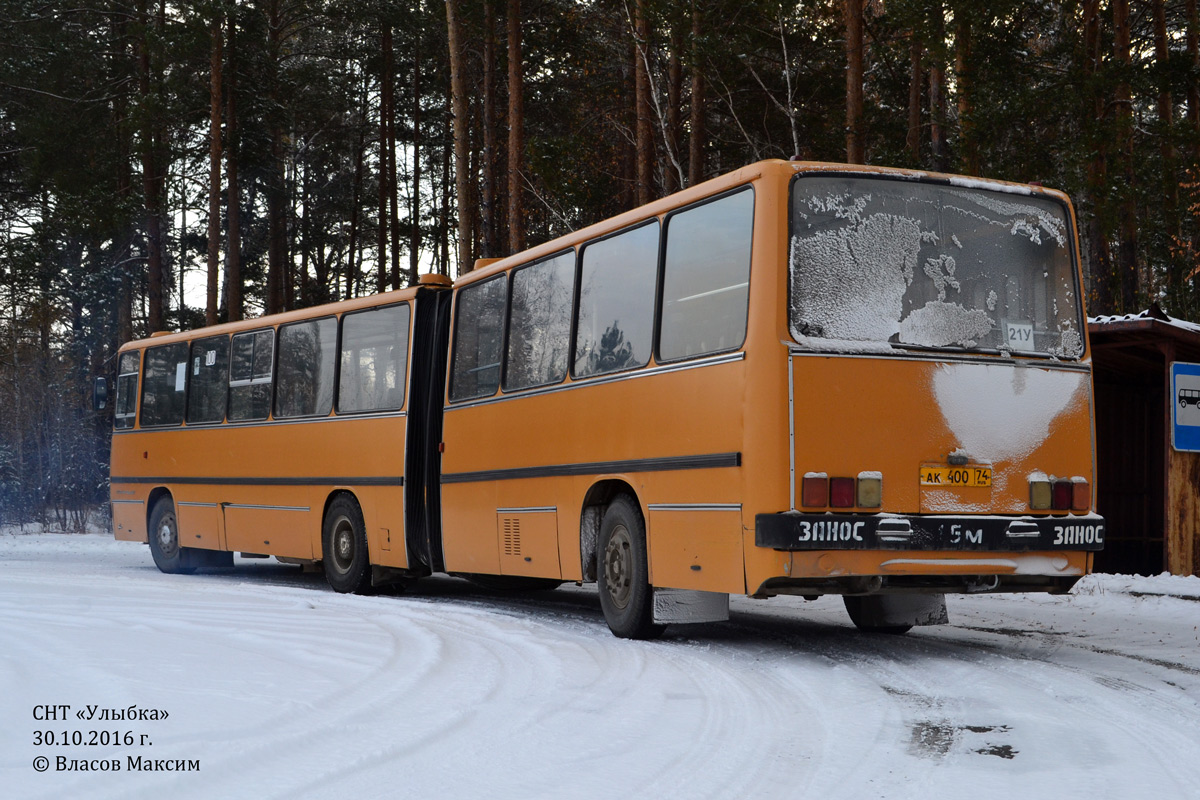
[93,376,109,411]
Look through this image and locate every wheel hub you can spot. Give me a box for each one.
[157,516,178,556]
[604,524,633,610]
[331,518,354,572]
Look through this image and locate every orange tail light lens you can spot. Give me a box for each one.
[1072,478,1091,512]
[802,474,828,507]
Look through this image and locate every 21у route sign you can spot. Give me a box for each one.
[1171,361,1200,452]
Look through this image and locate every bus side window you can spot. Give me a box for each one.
[338,304,410,413]
[229,330,274,421]
[140,343,189,428]
[275,317,337,418]
[114,351,140,429]
[658,187,754,361]
[574,221,659,378]
[504,250,574,392]
[450,277,506,402]
[187,334,229,424]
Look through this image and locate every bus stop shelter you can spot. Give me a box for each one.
[1088,305,1200,577]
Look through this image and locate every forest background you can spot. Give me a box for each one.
[0,0,1196,527]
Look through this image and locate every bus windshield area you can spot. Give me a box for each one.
[789,174,1083,358]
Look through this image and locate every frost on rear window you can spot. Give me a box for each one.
[789,176,1082,357]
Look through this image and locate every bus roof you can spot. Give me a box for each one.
[454,158,1072,288]
[118,284,424,352]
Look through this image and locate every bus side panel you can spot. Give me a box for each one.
[111,496,147,542]
[647,507,744,593]
[111,414,411,567]
[176,502,221,550]
[440,359,747,590]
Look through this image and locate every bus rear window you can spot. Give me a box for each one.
[789,175,1082,358]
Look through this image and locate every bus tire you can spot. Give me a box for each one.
[147,497,196,575]
[597,495,664,640]
[322,495,372,595]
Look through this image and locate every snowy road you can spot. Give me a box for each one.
[2,531,1198,800]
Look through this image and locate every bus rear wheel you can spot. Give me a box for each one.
[147,497,196,575]
[597,495,664,640]
[322,495,372,595]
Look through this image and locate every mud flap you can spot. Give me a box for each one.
[847,594,949,628]
[652,588,730,624]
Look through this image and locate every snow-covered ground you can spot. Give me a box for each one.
[2,529,1198,800]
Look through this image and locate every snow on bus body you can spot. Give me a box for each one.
[758,166,1101,611]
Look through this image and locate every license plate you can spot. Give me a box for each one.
[920,466,992,487]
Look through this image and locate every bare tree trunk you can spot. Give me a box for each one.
[1084,0,1114,313]
[955,9,976,174]
[688,4,705,185]
[348,142,363,300]
[928,2,946,172]
[206,11,222,326]
[665,25,682,195]
[138,0,165,333]
[377,24,392,293]
[634,0,653,205]
[111,15,135,344]
[844,0,864,164]
[907,32,922,164]
[409,37,422,284]
[507,0,525,254]
[440,125,451,274]
[265,0,286,315]
[1153,0,1180,297]
[447,0,472,274]
[225,9,243,322]
[386,29,401,290]
[481,0,497,257]
[1114,0,1138,311]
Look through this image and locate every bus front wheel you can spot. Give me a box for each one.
[322,495,372,595]
[147,497,196,575]
[597,495,664,640]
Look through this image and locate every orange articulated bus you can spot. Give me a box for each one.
[106,159,1104,639]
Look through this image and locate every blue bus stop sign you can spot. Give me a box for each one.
[1171,361,1200,452]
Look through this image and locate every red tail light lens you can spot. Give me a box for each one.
[1051,479,1072,510]
[1072,478,1091,512]
[830,477,856,508]
[802,474,828,507]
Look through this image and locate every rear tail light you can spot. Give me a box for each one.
[1051,479,1072,510]
[857,472,882,508]
[1029,472,1052,510]
[1071,477,1091,512]
[830,477,855,508]
[802,473,828,507]
[802,471,884,509]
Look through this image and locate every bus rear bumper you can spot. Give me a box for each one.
[755,511,1105,552]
